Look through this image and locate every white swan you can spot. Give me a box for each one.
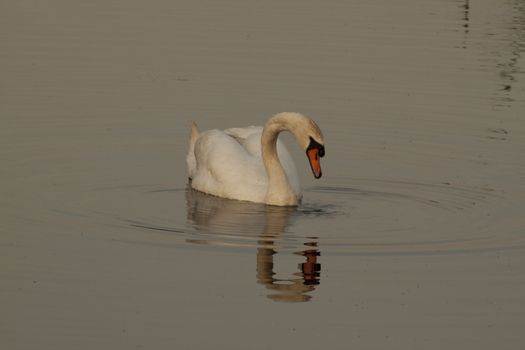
[186,112,325,206]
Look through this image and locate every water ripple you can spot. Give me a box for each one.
[94,178,524,257]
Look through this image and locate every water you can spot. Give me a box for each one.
[2,0,525,349]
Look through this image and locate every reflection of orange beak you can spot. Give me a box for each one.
[307,148,322,179]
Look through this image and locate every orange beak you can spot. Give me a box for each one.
[307,148,322,179]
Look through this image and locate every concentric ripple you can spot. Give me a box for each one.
[84,177,525,257]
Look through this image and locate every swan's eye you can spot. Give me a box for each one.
[307,137,325,157]
[318,145,325,157]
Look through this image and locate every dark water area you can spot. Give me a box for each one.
[2,1,525,349]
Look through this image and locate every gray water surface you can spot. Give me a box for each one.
[2,1,525,349]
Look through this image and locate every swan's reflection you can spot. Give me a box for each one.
[186,187,321,302]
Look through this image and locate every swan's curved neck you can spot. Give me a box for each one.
[261,114,298,206]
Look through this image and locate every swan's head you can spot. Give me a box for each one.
[303,120,325,179]
[306,134,325,179]
[273,112,325,179]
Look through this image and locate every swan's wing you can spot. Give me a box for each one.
[191,129,268,202]
[224,126,266,159]
[224,125,262,142]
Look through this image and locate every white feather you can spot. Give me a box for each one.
[186,113,324,206]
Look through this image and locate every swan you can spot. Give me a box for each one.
[186,112,325,206]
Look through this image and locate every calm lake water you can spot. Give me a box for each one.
[2,0,525,349]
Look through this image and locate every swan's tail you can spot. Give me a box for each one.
[186,122,200,180]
